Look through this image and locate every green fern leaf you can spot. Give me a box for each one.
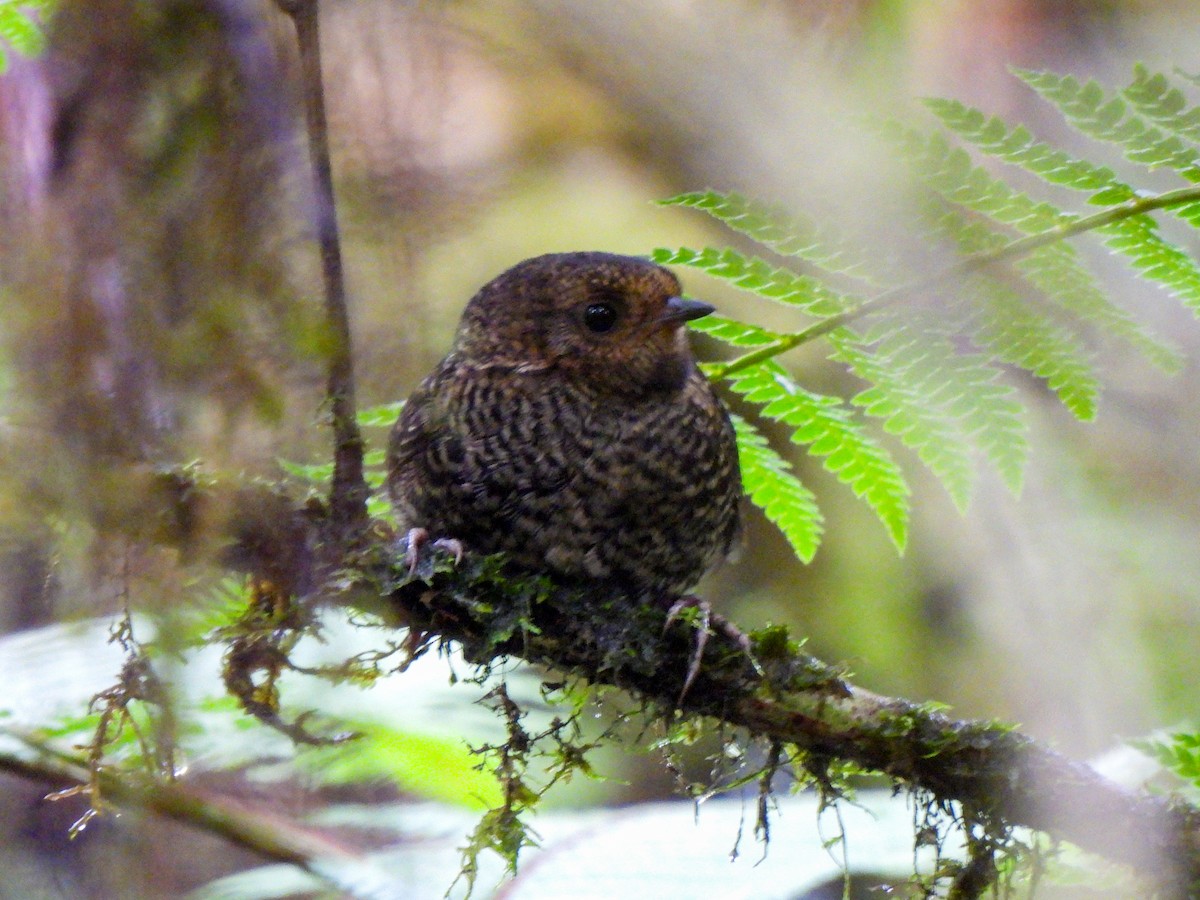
[1097,214,1200,314]
[658,190,876,279]
[651,246,853,317]
[688,314,781,347]
[730,413,823,562]
[1122,65,1200,144]
[1015,243,1182,372]
[974,286,1099,420]
[1016,69,1200,179]
[932,355,1029,495]
[857,311,1031,494]
[828,329,976,511]
[883,123,1070,234]
[726,361,910,550]
[910,110,1195,359]
[1012,68,1200,233]
[923,97,1133,200]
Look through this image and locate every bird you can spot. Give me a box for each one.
[387,251,743,688]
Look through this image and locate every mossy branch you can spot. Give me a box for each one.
[5,478,1200,892]
[360,545,1200,893]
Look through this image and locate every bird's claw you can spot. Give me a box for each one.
[402,527,428,575]
[663,596,751,702]
[401,528,464,578]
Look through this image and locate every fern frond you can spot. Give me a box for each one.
[1097,213,1200,313]
[726,361,910,550]
[652,246,853,317]
[932,354,1029,495]
[882,124,1069,233]
[828,329,976,511]
[688,315,781,347]
[973,286,1099,420]
[1016,69,1200,179]
[663,68,1200,564]
[1015,243,1182,372]
[729,413,823,562]
[908,111,1199,360]
[1122,65,1200,145]
[857,312,1031,494]
[658,190,875,279]
[923,97,1132,200]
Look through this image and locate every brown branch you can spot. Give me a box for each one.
[278,0,368,542]
[10,477,1200,894]
[0,743,352,872]
[362,549,1200,895]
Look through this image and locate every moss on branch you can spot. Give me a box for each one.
[353,543,1200,894]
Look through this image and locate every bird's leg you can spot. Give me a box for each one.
[400,528,465,577]
[663,595,752,701]
[402,527,428,574]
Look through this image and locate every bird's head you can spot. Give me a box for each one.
[453,252,713,396]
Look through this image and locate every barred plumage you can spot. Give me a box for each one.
[387,252,741,597]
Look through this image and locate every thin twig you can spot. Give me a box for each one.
[0,739,351,872]
[710,184,1200,379]
[279,0,368,541]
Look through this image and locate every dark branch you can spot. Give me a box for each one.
[8,471,1200,893]
[0,746,348,871]
[279,0,368,542]
[361,547,1200,894]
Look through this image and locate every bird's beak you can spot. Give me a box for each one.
[660,296,715,325]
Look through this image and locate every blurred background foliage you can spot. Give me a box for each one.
[3,0,1200,894]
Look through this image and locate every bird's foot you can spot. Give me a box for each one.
[400,528,464,578]
[663,595,752,702]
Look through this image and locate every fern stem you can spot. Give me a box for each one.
[711,184,1200,378]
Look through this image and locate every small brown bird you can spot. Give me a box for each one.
[388,252,742,661]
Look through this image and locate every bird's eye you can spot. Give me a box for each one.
[583,302,618,333]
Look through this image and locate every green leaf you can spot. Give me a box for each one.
[1016,69,1200,180]
[1122,65,1200,144]
[973,284,1100,421]
[924,96,1128,198]
[0,3,47,71]
[846,311,1031,497]
[300,720,503,809]
[829,328,976,511]
[881,122,1070,234]
[688,314,781,347]
[1097,213,1200,315]
[357,401,405,428]
[278,458,333,484]
[658,190,877,280]
[730,413,823,563]
[928,84,1200,316]
[726,362,910,550]
[1016,243,1182,373]
[652,246,853,317]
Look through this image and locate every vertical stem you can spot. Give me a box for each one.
[281,0,368,541]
